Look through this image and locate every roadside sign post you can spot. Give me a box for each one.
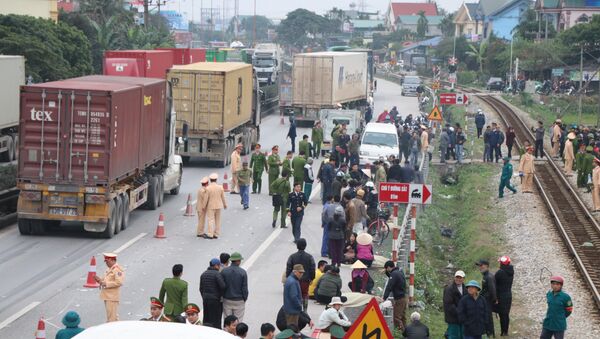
[343,298,393,339]
[439,93,468,105]
[427,105,443,123]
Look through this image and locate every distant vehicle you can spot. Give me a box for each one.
[359,122,399,165]
[253,43,282,85]
[73,321,237,339]
[0,55,24,162]
[401,76,421,96]
[487,77,505,91]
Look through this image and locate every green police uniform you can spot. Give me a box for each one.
[312,126,324,157]
[268,153,281,195]
[271,176,291,228]
[158,277,188,318]
[499,160,517,198]
[576,149,588,187]
[583,152,595,191]
[542,290,573,332]
[282,158,293,178]
[299,139,311,158]
[292,156,306,186]
[250,152,267,193]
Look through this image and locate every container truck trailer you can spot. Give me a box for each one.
[103,50,174,79]
[0,56,25,162]
[17,75,182,237]
[167,62,260,167]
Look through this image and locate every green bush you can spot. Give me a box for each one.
[458,70,477,86]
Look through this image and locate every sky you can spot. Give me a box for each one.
[165,0,465,21]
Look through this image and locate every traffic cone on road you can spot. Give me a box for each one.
[154,213,166,238]
[184,193,195,217]
[35,317,45,339]
[83,256,100,288]
[222,173,230,192]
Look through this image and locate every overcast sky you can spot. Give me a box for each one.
[167,0,465,20]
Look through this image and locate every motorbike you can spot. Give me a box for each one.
[535,80,552,95]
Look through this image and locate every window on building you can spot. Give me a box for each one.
[577,14,589,23]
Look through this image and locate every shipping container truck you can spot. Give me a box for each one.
[288,52,368,126]
[167,62,260,166]
[253,43,282,85]
[0,56,25,162]
[17,75,183,237]
[157,47,207,65]
[103,50,174,79]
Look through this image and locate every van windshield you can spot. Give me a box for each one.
[362,131,397,147]
[404,77,420,84]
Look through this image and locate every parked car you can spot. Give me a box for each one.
[486,77,505,91]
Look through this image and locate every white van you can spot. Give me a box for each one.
[359,122,399,165]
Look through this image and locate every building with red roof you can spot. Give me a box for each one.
[386,1,440,31]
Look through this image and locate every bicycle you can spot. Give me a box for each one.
[367,204,391,246]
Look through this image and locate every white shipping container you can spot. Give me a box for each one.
[0,56,24,129]
[292,52,367,107]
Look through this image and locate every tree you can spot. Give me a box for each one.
[466,41,488,75]
[0,14,92,81]
[560,15,600,62]
[439,13,455,38]
[513,8,556,40]
[416,11,429,39]
[277,9,339,49]
[513,39,568,79]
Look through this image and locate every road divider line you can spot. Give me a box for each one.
[0,301,40,330]
[309,183,321,202]
[242,228,283,271]
[113,233,147,254]
[180,200,197,211]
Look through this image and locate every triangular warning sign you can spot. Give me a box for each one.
[427,105,443,121]
[344,298,393,339]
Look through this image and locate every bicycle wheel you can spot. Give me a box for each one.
[367,219,384,245]
[379,221,391,244]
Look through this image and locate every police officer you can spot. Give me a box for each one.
[299,135,311,159]
[196,176,209,237]
[250,144,268,194]
[142,297,171,322]
[312,121,324,159]
[184,303,203,325]
[268,146,282,195]
[94,253,124,322]
[271,169,291,228]
[288,183,308,242]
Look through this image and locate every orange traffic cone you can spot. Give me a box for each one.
[184,193,195,217]
[222,173,230,192]
[83,256,100,288]
[35,317,45,339]
[154,212,166,238]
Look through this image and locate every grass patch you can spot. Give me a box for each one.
[0,164,16,192]
[413,163,505,337]
[502,92,599,126]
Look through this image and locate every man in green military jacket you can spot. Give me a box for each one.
[298,134,311,159]
[312,121,324,159]
[268,146,282,195]
[540,276,573,339]
[580,146,595,191]
[292,151,307,186]
[575,143,587,187]
[499,156,517,198]
[236,161,253,210]
[250,144,268,194]
[159,264,188,320]
[282,151,294,181]
[271,169,291,228]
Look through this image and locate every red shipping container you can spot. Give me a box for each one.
[18,76,167,186]
[103,50,174,79]
[157,47,207,65]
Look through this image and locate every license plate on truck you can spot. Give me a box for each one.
[49,207,78,216]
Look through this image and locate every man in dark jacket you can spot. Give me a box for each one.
[458,280,490,338]
[489,123,501,163]
[286,238,316,311]
[287,120,297,153]
[199,258,226,328]
[283,264,304,327]
[318,159,335,205]
[400,161,415,183]
[288,184,308,243]
[402,312,430,339]
[475,109,486,138]
[495,256,515,336]
[387,158,403,182]
[221,252,248,321]
[399,126,412,163]
[477,259,497,337]
[383,261,408,331]
[533,120,545,158]
[483,126,493,162]
[443,270,466,339]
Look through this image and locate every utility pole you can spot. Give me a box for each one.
[451,35,456,90]
[578,44,584,125]
[144,0,149,29]
[252,0,256,46]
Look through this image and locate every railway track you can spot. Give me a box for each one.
[478,95,600,309]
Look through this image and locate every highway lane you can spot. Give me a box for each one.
[0,78,414,338]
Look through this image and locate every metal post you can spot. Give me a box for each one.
[391,204,400,262]
[408,205,417,304]
[252,0,256,46]
[509,35,514,90]
[451,35,456,90]
[579,44,584,125]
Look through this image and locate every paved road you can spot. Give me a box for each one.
[0,78,415,338]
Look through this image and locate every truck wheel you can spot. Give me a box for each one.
[145,176,159,210]
[114,197,123,235]
[31,220,46,235]
[121,193,130,230]
[156,175,164,207]
[100,200,116,238]
[0,136,13,162]
[18,218,32,235]
[170,166,182,195]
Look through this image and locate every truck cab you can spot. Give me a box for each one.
[252,50,278,85]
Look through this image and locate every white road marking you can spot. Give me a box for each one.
[113,233,147,254]
[0,301,40,330]
[180,199,197,211]
[242,183,321,272]
[242,228,283,271]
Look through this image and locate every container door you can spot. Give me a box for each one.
[169,70,195,133]
[194,72,224,131]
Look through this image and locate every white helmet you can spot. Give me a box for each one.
[477,109,483,113]
[365,181,375,188]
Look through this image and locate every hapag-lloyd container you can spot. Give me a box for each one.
[157,47,207,65]
[18,76,167,186]
[103,50,174,79]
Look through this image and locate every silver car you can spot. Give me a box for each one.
[401,76,421,96]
